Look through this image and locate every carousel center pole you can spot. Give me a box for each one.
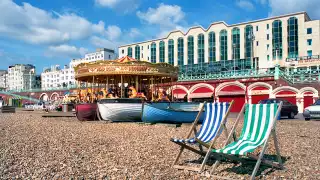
[120,75,123,98]
[135,76,139,92]
[92,76,95,103]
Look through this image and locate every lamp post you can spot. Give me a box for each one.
[248,31,255,69]
[233,43,236,75]
[275,46,279,65]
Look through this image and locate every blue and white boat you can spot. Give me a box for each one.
[97,98,143,122]
[142,102,205,124]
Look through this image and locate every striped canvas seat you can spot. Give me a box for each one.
[212,103,278,156]
[171,102,230,144]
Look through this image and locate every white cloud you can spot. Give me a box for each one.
[128,28,142,38]
[95,0,118,7]
[90,36,115,49]
[268,0,320,19]
[0,0,106,45]
[137,3,185,28]
[95,0,140,13]
[105,25,122,40]
[236,0,255,11]
[47,45,88,58]
[137,3,188,38]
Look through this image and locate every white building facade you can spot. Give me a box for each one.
[118,12,319,69]
[41,65,75,90]
[41,48,116,90]
[7,64,37,91]
[0,70,8,90]
[70,48,117,68]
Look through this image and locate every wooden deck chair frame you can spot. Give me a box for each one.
[172,100,235,172]
[210,102,284,180]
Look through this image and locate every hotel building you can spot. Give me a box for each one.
[119,12,319,70]
[118,12,320,113]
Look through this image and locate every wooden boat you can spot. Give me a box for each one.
[97,98,143,122]
[75,103,97,121]
[142,102,205,124]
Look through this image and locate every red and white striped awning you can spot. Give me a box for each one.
[116,56,137,63]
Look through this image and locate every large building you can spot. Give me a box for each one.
[7,64,38,91]
[41,48,116,90]
[70,48,117,68]
[118,12,320,113]
[0,70,8,90]
[119,12,319,69]
[41,65,75,90]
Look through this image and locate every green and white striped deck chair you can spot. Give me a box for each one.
[210,102,284,180]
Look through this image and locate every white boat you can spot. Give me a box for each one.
[97,98,143,122]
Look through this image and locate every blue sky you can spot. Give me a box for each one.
[0,0,319,73]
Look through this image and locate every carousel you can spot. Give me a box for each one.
[74,56,179,122]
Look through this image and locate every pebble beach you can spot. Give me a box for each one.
[0,111,319,179]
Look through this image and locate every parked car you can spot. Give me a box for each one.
[303,99,320,121]
[258,99,298,119]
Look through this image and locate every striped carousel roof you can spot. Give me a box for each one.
[116,56,137,63]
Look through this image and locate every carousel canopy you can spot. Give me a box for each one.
[74,56,179,83]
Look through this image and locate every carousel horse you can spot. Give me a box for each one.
[129,86,147,100]
[156,88,170,102]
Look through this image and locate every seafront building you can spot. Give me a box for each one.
[70,48,117,68]
[0,70,8,90]
[7,64,38,91]
[41,48,117,90]
[119,12,320,113]
[41,65,75,90]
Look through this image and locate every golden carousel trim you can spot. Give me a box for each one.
[74,56,179,81]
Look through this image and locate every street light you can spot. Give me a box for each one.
[233,43,236,75]
[247,31,255,69]
[275,45,280,65]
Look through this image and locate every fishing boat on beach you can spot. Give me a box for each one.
[97,98,143,122]
[75,103,97,121]
[142,102,205,124]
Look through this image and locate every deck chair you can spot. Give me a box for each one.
[170,101,234,172]
[210,102,284,180]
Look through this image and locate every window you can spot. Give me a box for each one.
[159,41,165,63]
[245,25,253,60]
[208,31,216,62]
[267,24,269,29]
[307,50,312,56]
[150,42,156,63]
[256,41,259,46]
[220,30,228,61]
[198,34,205,63]
[187,36,194,64]
[168,39,174,65]
[267,44,270,50]
[142,53,143,58]
[142,46,143,50]
[178,38,184,66]
[109,55,111,59]
[256,26,259,31]
[267,34,269,40]
[232,28,240,60]
[122,49,124,54]
[148,45,149,49]
[307,28,312,34]
[307,39,312,46]
[272,20,283,60]
[135,45,140,60]
[267,55,270,61]
[127,47,132,57]
[287,17,298,58]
